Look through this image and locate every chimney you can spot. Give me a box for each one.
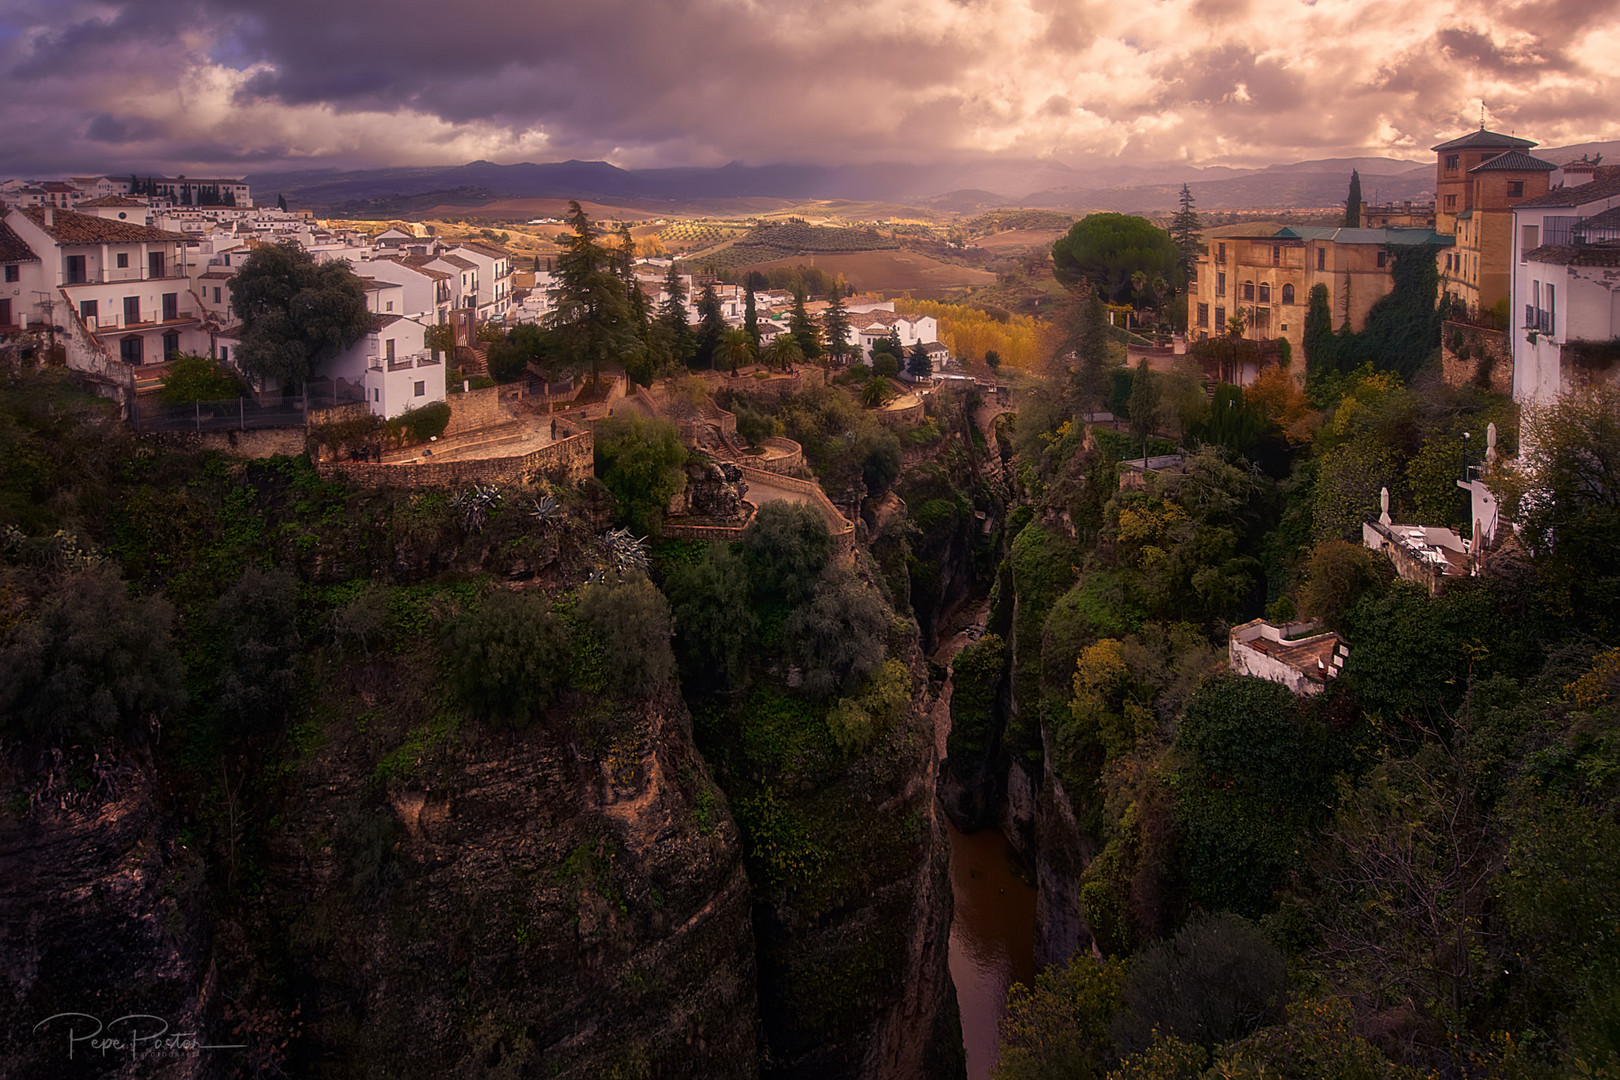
[43,207,54,228]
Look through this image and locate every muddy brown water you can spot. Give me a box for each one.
[948,820,1037,1079]
[932,603,1039,1080]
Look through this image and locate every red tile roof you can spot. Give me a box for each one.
[0,219,40,262]
[18,206,187,244]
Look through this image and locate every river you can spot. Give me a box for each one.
[931,606,1039,1080]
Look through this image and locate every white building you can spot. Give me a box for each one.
[3,206,211,369]
[1510,168,1620,406]
[449,242,515,321]
[358,255,454,324]
[1228,619,1348,696]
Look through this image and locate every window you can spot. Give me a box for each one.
[414,381,426,397]
[1217,242,1226,261]
[148,251,165,278]
[1215,305,1226,330]
[1272,245,1281,266]
[116,252,129,268]
[219,346,229,362]
[385,301,394,312]
[1445,154,1460,171]
[1377,250,1388,268]
[385,339,395,361]
[1507,180,1524,198]
[1257,283,1271,304]
[1547,283,1556,335]
[65,255,86,284]
[213,287,222,303]
[3,265,16,283]
[1317,248,1326,270]
[80,299,98,322]
[1281,283,1295,303]
[1444,194,1458,210]
[374,388,380,402]
[1196,302,1209,327]
[120,336,143,363]
[0,298,9,326]
[1521,225,1538,258]
[162,293,178,321]
[123,296,140,325]
[1216,272,1226,296]
[162,331,180,360]
[1242,281,1255,301]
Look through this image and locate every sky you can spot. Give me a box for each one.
[1,0,1617,179]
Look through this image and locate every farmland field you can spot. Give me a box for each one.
[975,227,1069,254]
[742,250,995,296]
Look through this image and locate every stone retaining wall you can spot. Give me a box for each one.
[735,463,856,549]
[878,398,925,428]
[136,427,310,459]
[1441,320,1513,396]
[317,430,593,489]
[745,436,805,474]
[444,385,504,435]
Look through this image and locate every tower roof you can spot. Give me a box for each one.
[1468,150,1557,173]
[1432,128,1537,152]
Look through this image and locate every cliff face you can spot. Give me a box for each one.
[0,748,215,1078]
[254,677,760,1078]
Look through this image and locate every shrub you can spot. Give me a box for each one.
[444,590,570,725]
[664,543,757,690]
[576,574,675,698]
[788,564,890,699]
[0,563,184,745]
[386,400,451,443]
[159,354,247,404]
[1113,913,1287,1054]
[208,567,302,731]
[593,414,688,537]
[743,501,832,606]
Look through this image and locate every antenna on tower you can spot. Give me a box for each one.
[1479,101,1486,129]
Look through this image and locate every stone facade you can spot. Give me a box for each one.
[443,384,504,435]
[1440,320,1514,395]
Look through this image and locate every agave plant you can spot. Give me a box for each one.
[599,527,650,576]
[529,493,561,526]
[451,483,504,534]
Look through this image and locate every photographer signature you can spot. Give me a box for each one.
[33,1012,246,1062]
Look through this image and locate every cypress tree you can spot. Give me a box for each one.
[1344,170,1363,228]
[821,290,852,366]
[658,264,695,365]
[1169,184,1202,272]
[789,287,823,362]
[744,287,760,349]
[1303,282,1338,384]
[695,283,726,369]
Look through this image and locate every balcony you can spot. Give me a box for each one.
[1524,306,1555,335]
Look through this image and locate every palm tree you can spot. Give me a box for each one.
[763,333,803,372]
[861,377,896,408]
[715,326,755,375]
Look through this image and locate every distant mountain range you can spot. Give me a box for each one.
[247,142,1620,218]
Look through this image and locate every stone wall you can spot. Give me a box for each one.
[136,426,310,459]
[735,463,856,551]
[1440,320,1513,396]
[746,436,804,474]
[310,401,370,428]
[443,384,504,435]
[317,430,593,489]
[878,397,926,428]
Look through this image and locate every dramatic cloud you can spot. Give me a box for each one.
[0,0,1616,178]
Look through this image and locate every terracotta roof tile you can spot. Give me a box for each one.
[18,206,187,244]
[76,195,148,208]
[1470,150,1557,173]
[0,219,40,262]
[1432,128,1537,152]
[1513,171,1620,208]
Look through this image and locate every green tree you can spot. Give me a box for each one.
[742,500,832,606]
[788,286,823,363]
[1297,539,1391,629]
[229,242,370,388]
[0,563,184,745]
[444,590,570,726]
[1313,436,1398,541]
[208,567,301,732]
[822,289,855,366]
[1052,213,1184,306]
[1115,914,1288,1055]
[985,348,1002,373]
[548,200,644,386]
[1344,169,1363,228]
[1127,358,1159,461]
[1497,385,1620,632]
[762,332,803,371]
[788,564,891,698]
[695,282,726,369]
[1303,282,1339,387]
[577,573,675,698]
[714,326,755,374]
[743,285,760,349]
[1053,286,1112,415]
[1168,184,1202,275]
[593,414,688,536]
[994,955,1126,1080]
[664,544,758,689]
[159,355,247,403]
[906,341,932,380]
[658,264,696,366]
